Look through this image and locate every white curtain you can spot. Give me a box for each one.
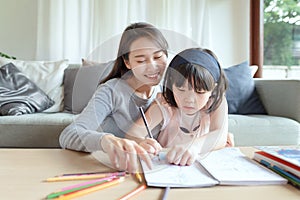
[36,0,211,63]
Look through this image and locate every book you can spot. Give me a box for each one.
[256,146,300,167]
[140,147,287,187]
[253,150,300,177]
[257,159,300,189]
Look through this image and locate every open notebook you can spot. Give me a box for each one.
[141,147,287,187]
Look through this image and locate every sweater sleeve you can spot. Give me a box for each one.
[59,84,115,152]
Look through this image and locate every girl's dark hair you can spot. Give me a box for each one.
[163,48,228,113]
[100,22,168,84]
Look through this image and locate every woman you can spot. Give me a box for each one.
[59,22,168,173]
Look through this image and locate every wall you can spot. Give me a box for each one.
[0,0,38,60]
[0,0,249,66]
[209,0,249,68]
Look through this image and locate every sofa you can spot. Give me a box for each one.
[0,61,300,148]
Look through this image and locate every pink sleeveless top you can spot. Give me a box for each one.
[155,98,210,148]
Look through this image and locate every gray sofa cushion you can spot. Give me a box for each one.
[0,112,75,148]
[229,114,300,146]
[63,61,113,114]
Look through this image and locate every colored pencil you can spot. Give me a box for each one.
[61,171,120,176]
[135,172,143,183]
[45,171,125,182]
[60,171,126,177]
[118,184,147,200]
[46,178,112,199]
[59,176,116,191]
[54,177,124,200]
[162,186,170,200]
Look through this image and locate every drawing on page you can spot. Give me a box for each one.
[142,152,169,173]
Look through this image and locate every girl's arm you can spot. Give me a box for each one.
[126,102,164,154]
[202,95,228,148]
[126,102,164,141]
[198,95,229,151]
[167,96,229,165]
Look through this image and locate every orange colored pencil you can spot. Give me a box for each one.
[118,184,147,200]
[54,177,124,200]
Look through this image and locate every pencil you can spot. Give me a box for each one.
[61,171,119,176]
[118,184,147,200]
[46,178,112,199]
[60,176,117,192]
[135,172,143,183]
[55,177,124,200]
[161,186,170,200]
[139,106,160,160]
[45,172,125,182]
[138,107,153,138]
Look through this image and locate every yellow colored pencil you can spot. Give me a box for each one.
[45,172,125,182]
[135,173,143,183]
[54,177,124,200]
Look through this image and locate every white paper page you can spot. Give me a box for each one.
[141,152,218,187]
[198,148,287,185]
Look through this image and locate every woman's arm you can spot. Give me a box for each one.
[59,85,114,152]
[59,83,154,172]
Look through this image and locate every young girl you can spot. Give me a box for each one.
[59,22,168,173]
[126,48,234,166]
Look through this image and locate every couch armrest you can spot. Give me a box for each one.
[254,79,300,123]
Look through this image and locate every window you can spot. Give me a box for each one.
[263,0,300,78]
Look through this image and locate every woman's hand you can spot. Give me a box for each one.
[101,134,152,173]
[166,143,199,166]
[139,138,162,156]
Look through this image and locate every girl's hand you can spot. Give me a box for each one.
[226,132,235,147]
[101,134,152,173]
[139,138,162,156]
[166,144,199,166]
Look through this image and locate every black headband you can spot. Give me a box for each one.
[169,49,221,82]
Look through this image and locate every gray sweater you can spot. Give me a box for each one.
[59,78,161,152]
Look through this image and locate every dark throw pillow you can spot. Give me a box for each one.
[0,63,54,115]
[63,61,114,114]
[224,61,267,114]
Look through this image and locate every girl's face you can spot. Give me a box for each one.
[172,81,212,115]
[124,37,167,86]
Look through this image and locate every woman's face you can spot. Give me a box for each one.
[124,37,167,86]
[172,81,212,115]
